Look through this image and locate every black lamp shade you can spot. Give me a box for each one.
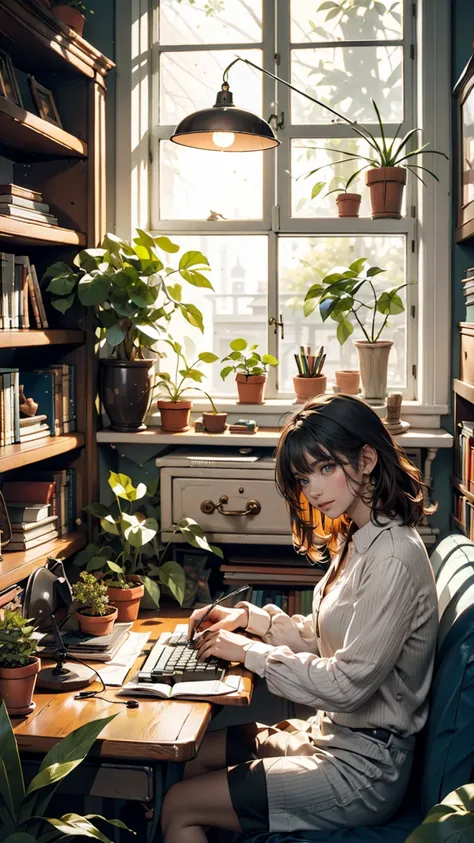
[170,106,280,152]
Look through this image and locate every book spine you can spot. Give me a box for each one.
[26,258,42,328]
[69,364,76,432]
[31,264,48,328]
[12,371,20,444]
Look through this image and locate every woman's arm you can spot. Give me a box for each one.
[235,600,319,654]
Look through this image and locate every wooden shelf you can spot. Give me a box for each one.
[453,378,474,403]
[451,515,467,536]
[0,217,85,247]
[0,97,87,159]
[0,433,84,473]
[0,330,84,348]
[0,531,86,591]
[451,475,474,503]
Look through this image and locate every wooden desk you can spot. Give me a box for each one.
[14,609,253,763]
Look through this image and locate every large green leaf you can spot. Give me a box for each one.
[77,274,111,307]
[45,275,76,296]
[84,503,110,518]
[123,517,158,548]
[180,269,213,290]
[179,250,210,271]
[99,515,120,536]
[376,290,405,315]
[154,235,179,253]
[337,318,354,345]
[158,561,185,606]
[42,813,116,841]
[348,258,367,274]
[0,702,24,814]
[141,576,160,608]
[230,338,247,351]
[105,324,127,347]
[51,294,74,314]
[108,472,146,502]
[0,758,15,835]
[42,261,74,280]
[180,303,204,332]
[198,352,219,364]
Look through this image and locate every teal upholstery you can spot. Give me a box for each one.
[239,535,474,843]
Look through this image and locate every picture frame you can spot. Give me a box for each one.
[0,49,23,108]
[28,76,62,128]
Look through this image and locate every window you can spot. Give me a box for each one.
[115,0,450,416]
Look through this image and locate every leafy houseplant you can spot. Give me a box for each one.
[300,98,448,219]
[43,231,213,432]
[49,0,93,35]
[324,175,361,219]
[303,257,411,399]
[0,610,40,716]
[406,783,474,842]
[71,572,118,636]
[77,471,222,614]
[157,338,219,432]
[220,338,279,404]
[0,701,132,843]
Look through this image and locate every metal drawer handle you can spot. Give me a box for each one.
[200,495,262,516]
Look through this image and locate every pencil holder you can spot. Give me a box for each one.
[293,374,327,404]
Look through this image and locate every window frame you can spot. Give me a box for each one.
[114,0,451,424]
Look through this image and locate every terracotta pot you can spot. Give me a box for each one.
[293,374,327,404]
[77,607,118,637]
[52,5,85,35]
[101,359,154,432]
[354,340,393,400]
[335,370,360,395]
[203,412,228,433]
[366,167,406,219]
[236,374,267,404]
[107,578,144,623]
[158,399,192,432]
[0,657,41,716]
[336,193,361,218]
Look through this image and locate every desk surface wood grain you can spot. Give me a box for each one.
[13,609,253,762]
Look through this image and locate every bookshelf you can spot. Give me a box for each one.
[451,375,474,538]
[0,1,113,591]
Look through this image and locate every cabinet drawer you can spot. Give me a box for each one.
[460,324,474,384]
[171,476,290,537]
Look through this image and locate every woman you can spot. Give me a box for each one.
[160,394,438,842]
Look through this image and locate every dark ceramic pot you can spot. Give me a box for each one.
[101,359,154,432]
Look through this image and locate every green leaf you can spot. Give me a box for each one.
[51,294,74,314]
[209,544,224,559]
[366,266,385,277]
[84,503,110,518]
[135,322,163,341]
[124,517,158,548]
[319,297,338,322]
[180,269,213,290]
[376,291,405,315]
[0,701,25,813]
[220,365,234,380]
[154,235,180,253]
[311,181,325,200]
[42,813,117,842]
[348,258,367,274]
[46,274,76,296]
[230,338,247,352]
[0,758,15,835]
[105,324,127,347]
[337,318,354,344]
[180,302,204,332]
[100,515,120,536]
[262,354,279,366]
[77,274,111,307]
[108,472,146,501]
[86,556,110,573]
[180,368,204,383]
[141,576,160,608]
[304,284,324,301]
[167,283,182,301]
[158,561,185,606]
[303,297,318,318]
[73,248,107,271]
[198,351,219,364]
[106,560,125,574]
[134,228,156,249]
[179,250,210,271]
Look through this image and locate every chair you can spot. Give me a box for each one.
[239,534,474,843]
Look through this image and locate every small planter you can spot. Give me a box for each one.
[158,399,192,432]
[77,607,118,637]
[0,657,41,716]
[335,370,360,395]
[101,359,154,432]
[293,374,327,404]
[236,374,267,404]
[51,5,85,35]
[336,193,361,218]
[203,412,228,433]
[366,167,406,219]
[107,577,144,623]
[354,340,393,400]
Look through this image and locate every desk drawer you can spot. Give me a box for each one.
[171,476,290,537]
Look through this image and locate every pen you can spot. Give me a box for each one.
[188,584,250,642]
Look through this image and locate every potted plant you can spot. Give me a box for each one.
[42,231,212,432]
[156,338,219,432]
[49,0,92,35]
[202,404,228,433]
[300,99,448,219]
[406,783,474,841]
[325,175,362,218]
[220,338,279,404]
[0,610,40,716]
[71,571,118,636]
[335,369,360,395]
[0,701,132,842]
[303,257,412,400]
[293,346,327,404]
[77,470,222,614]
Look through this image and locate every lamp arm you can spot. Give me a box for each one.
[222,55,353,129]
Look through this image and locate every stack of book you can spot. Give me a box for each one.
[228,418,259,434]
[37,622,133,662]
[5,500,58,551]
[0,367,20,444]
[0,252,48,329]
[20,365,76,435]
[3,470,77,543]
[456,419,474,490]
[0,183,58,226]
[19,414,50,443]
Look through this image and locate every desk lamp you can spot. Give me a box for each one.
[36,611,95,692]
[170,56,356,153]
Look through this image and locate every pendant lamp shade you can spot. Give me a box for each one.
[170,86,280,152]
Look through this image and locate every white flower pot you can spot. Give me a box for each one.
[354,340,393,400]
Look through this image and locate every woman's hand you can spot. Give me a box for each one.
[187,604,248,641]
[196,629,250,664]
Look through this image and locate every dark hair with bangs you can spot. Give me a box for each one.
[275,394,435,562]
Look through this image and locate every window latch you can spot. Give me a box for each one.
[269,314,284,340]
[268,111,285,130]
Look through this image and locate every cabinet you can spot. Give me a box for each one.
[0,1,113,591]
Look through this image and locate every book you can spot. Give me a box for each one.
[0,204,58,225]
[6,503,50,522]
[37,622,132,656]
[117,678,238,699]
[0,195,50,212]
[30,264,48,328]
[11,515,58,540]
[19,425,51,442]
[19,413,47,427]
[6,528,59,551]
[228,424,259,434]
[3,480,56,504]
[0,184,42,201]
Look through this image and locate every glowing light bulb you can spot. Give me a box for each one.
[212,131,235,149]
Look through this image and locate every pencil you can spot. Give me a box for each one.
[317,353,326,374]
[294,353,303,375]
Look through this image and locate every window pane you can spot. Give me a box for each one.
[159,141,263,220]
[159,49,263,125]
[278,236,407,393]
[291,138,405,218]
[291,47,403,123]
[159,236,268,396]
[159,0,262,46]
[290,0,403,43]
